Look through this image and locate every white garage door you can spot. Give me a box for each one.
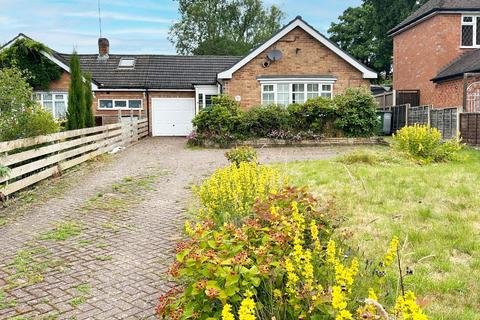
[151,98,195,136]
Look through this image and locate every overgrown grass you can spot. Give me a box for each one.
[276,146,480,320]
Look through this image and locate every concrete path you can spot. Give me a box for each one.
[0,138,352,320]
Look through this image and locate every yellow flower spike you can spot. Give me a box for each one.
[184,220,194,236]
[221,304,235,320]
[335,309,353,320]
[368,288,378,301]
[395,291,428,320]
[326,240,337,264]
[239,291,256,320]
[384,236,399,267]
[332,285,347,310]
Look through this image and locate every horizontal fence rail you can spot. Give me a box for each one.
[0,119,148,197]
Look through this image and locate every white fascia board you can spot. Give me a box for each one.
[218,18,377,80]
[194,85,219,94]
[258,77,337,83]
[94,88,146,92]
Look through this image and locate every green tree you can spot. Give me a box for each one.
[329,0,430,81]
[83,73,95,128]
[0,67,59,141]
[66,52,86,130]
[169,0,284,55]
[0,38,62,89]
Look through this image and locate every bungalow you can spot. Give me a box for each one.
[1,16,377,136]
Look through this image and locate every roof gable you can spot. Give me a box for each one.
[217,16,377,80]
[390,0,480,36]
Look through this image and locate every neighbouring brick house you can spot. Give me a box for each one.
[1,16,376,136]
[390,0,480,110]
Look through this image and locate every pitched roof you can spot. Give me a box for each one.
[57,54,241,90]
[218,16,377,79]
[390,0,480,35]
[432,49,480,82]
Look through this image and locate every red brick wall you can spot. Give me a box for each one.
[47,72,70,91]
[393,14,473,107]
[433,79,464,107]
[223,27,370,108]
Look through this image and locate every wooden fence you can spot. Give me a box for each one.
[0,119,148,197]
[378,104,460,139]
[460,113,480,146]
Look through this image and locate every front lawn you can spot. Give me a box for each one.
[277,146,480,320]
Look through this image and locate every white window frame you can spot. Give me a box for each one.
[259,78,335,106]
[33,91,68,119]
[461,14,480,48]
[194,85,220,114]
[98,99,143,110]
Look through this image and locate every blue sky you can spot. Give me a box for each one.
[0,0,361,54]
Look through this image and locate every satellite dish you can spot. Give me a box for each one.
[267,49,283,61]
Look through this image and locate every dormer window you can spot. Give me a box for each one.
[118,57,136,69]
[461,15,480,47]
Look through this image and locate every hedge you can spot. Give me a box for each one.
[188,88,380,147]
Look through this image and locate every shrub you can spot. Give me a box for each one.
[159,186,429,320]
[239,105,289,138]
[393,125,462,162]
[334,88,380,137]
[287,97,338,135]
[225,146,257,167]
[192,95,242,137]
[193,162,282,225]
[0,67,60,142]
[0,106,60,141]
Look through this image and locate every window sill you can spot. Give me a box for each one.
[97,108,143,111]
[460,46,480,49]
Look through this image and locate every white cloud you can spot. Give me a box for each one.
[65,11,173,24]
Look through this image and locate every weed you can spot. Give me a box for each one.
[69,296,86,307]
[39,221,82,241]
[94,255,112,261]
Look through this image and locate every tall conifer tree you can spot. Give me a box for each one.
[66,52,85,130]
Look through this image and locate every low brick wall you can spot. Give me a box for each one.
[203,137,387,149]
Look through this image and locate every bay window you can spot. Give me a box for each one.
[461,15,480,47]
[33,92,67,119]
[260,80,334,106]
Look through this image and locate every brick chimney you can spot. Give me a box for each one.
[98,38,109,60]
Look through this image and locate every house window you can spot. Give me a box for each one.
[98,99,143,110]
[262,85,275,105]
[33,92,67,119]
[461,15,480,47]
[205,95,216,108]
[260,82,334,106]
[277,84,289,106]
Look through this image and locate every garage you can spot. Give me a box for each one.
[151,98,196,136]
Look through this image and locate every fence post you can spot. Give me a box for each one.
[427,105,431,126]
[405,103,410,126]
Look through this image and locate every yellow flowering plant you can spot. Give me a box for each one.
[157,162,429,320]
[193,162,283,225]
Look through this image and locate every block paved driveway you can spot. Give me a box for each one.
[0,138,353,320]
